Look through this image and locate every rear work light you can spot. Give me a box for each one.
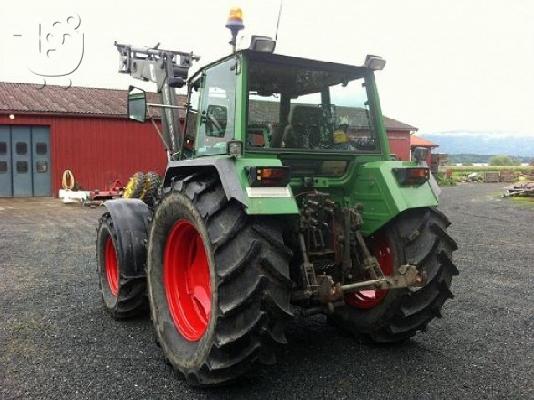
[393,167,430,186]
[247,166,291,187]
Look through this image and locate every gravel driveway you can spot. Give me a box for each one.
[0,183,532,399]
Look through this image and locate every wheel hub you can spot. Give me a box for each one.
[104,236,119,296]
[163,220,211,341]
[345,231,393,309]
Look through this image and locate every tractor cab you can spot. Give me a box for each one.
[183,50,389,162]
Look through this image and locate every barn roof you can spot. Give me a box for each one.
[0,82,182,118]
[410,135,438,148]
[382,116,417,132]
[0,82,417,131]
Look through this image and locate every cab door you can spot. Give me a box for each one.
[195,57,237,156]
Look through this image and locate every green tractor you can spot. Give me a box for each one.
[96,9,458,386]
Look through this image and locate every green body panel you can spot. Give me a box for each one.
[235,157,299,215]
[347,161,438,235]
[234,155,437,235]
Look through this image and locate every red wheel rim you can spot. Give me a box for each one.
[104,236,119,296]
[345,231,393,309]
[163,220,211,342]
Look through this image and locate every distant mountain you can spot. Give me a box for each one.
[420,132,534,157]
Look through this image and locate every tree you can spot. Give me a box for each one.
[488,155,519,166]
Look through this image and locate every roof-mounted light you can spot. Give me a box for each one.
[249,35,276,53]
[364,54,386,71]
[228,7,243,23]
[226,7,245,53]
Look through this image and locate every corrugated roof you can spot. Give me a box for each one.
[0,82,417,131]
[410,135,438,147]
[383,116,417,132]
[0,82,183,118]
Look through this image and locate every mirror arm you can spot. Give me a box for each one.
[146,103,186,110]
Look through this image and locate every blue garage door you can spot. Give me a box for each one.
[0,126,51,197]
[0,126,13,197]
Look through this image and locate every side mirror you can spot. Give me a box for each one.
[127,86,147,122]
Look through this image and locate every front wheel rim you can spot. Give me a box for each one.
[163,220,211,342]
[104,236,119,296]
[345,231,393,309]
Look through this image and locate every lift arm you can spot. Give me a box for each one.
[115,42,200,160]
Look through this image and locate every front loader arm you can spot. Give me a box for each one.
[115,42,199,159]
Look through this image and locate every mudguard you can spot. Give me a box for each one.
[350,161,439,235]
[164,157,246,204]
[163,157,299,215]
[103,198,150,276]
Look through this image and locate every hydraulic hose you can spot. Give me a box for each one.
[61,170,75,190]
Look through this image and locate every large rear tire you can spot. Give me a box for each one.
[96,213,147,318]
[330,208,459,343]
[147,174,292,385]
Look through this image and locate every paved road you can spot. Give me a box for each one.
[0,184,532,399]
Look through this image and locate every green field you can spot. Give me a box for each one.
[435,165,534,186]
[444,166,534,175]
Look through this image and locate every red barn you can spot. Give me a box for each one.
[0,82,416,197]
[0,82,169,197]
[383,117,417,161]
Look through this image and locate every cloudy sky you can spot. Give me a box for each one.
[1,0,533,135]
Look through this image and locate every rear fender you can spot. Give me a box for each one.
[163,157,299,215]
[103,199,150,276]
[164,158,246,205]
[351,161,439,235]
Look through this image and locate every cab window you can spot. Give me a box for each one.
[196,58,237,156]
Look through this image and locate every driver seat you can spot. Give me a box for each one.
[282,105,324,148]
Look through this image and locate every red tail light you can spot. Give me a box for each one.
[247,167,290,187]
[393,167,429,186]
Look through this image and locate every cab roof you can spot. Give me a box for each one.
[191,50,368,83]
[243,50,367,76]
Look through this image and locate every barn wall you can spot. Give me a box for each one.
[386,130,411,161]
[0,114,167,195]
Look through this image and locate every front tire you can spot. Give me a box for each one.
[96,213,147,318]
[147,175,292,385]
[330,208,459,343]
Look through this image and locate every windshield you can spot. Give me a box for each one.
[247,60,377,153]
